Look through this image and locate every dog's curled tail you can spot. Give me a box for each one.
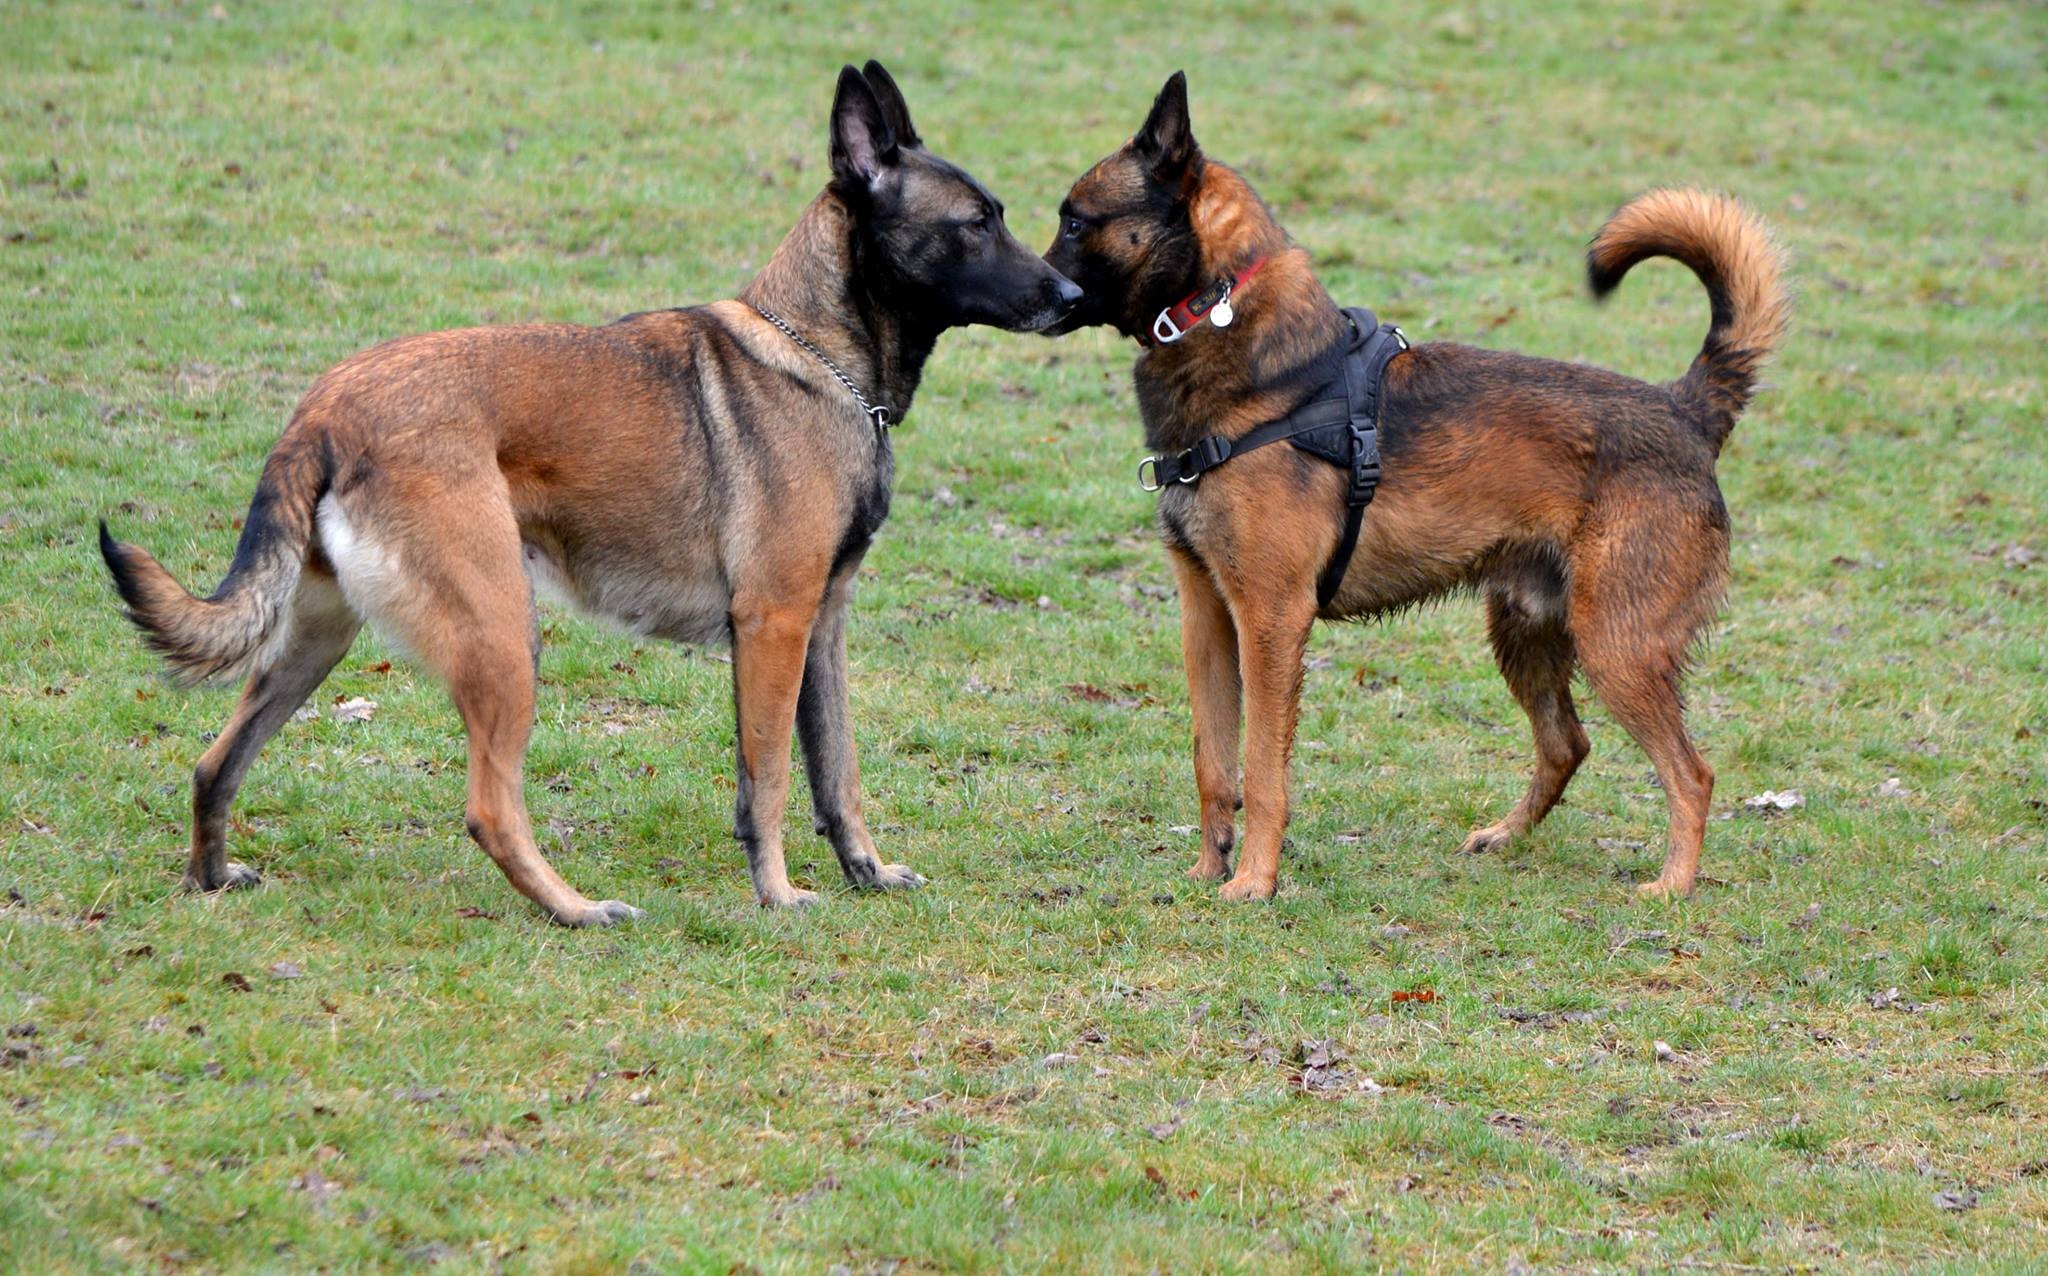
[1588,188,1790,448]
[100,431,331,687]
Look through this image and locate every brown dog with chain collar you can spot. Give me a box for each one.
[100,63,1081,922]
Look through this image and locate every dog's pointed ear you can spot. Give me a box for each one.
[1133,70,1197,178]
[860,60,921,149]
[830,64,900,192]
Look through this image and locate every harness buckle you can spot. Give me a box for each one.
[1138,456,1164,492]
[1346,422,1382,506]
[1150,310,1189,345]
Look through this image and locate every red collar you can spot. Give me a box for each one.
[1140,255,1270,347]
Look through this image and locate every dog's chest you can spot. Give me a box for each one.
[843,452,894,553]
[1154,486,1200,557]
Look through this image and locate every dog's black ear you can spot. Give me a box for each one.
[1133,70,1197,178]
[860,60,921,149]
[830,64,900,192]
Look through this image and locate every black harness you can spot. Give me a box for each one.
[1139,307,1409,609]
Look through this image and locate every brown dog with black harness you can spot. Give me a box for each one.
[100,63,1081,923]
[1041,72,1788,901]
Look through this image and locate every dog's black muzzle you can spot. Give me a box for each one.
[1009,268,1085,333]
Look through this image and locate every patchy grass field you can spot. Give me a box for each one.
[4,1,2045,1270]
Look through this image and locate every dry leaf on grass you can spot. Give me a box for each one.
[1743,789,1804,811]
[1295,1039,1380,1093]
[291,1166,342,1208]
[330,697,377,723]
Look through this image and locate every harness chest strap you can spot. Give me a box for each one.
[1139,308,1409,609]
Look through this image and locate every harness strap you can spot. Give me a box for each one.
[1139,308,1408,610]
[1318,312,1406,606]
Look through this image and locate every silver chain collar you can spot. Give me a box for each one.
[748,304,895,444]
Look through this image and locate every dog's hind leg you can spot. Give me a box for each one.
[451,588,639,925]
[1171,549,1242,881]
[185,573,361,893]
[330,482,639,927]
[1568,505,1727,899]
[1460,587,1590,855]
[452,647,637,926]
[796,566,923,892]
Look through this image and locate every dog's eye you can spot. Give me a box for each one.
[1064,217,1086,241]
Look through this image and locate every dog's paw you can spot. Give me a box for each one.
[862,863,927,891]
[1458,823,1516,855]
[1217,874,1276,902]
[554,899,644,928]
[1633,875,1695,902]
[757,886,821,910]
[1185,855,1229,881]
[182,861,263,894]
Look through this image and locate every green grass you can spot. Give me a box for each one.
[4,1,2045,1269]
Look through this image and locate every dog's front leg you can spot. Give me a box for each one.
[730,595,821,908]
[796,573,924,892]
[1170,550,1241,881]
[1220,592,1316,901]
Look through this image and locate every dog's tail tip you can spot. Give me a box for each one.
[98,517,151,613]
[102,440,328,687]
[1585,249,1628,302]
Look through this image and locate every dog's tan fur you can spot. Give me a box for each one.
[1043,74,1789,901]
[102,63,1079,922]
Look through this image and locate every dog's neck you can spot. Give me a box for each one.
[1134,163,1350,455]
[740,190,939,419]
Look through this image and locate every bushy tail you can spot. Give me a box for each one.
[100,433,330,686]
[1588,188,1790,448]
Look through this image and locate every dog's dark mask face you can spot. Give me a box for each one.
[1038,70,1205,338]
[833,62,1081,334]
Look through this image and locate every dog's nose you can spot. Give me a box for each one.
[1048,273,1084,310]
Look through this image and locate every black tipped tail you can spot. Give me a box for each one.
[101,437,330,685]
[1587,189,1790,447]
